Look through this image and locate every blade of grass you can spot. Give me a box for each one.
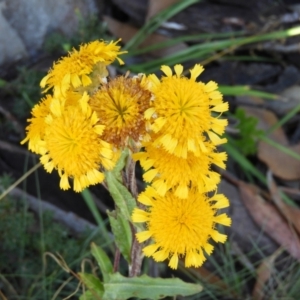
[0,163,41,201]
[266,102,300,135]
[124,0,200,50]
[81,189,113,250]
[128,31,246,56]
[223,141,266,184]
[219,85,278,100]
[129,25,300,73]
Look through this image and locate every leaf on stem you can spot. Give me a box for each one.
[78,273,104,299]
[90,242,113,283]
[106,171,136,221]
[108,210,132,263]
[102,272,202,300]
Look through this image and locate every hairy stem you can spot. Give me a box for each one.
[126,155,143,277]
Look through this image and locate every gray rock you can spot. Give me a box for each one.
[0,2,28,65]
[0,0,97,65]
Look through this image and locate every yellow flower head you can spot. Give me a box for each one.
[39,93,116,192]
[144,64,228,158]
[132,187,231,269]
[21,94,53,154]
[89,75,151,148]
[40,40,126,96]
[133,140,227,199]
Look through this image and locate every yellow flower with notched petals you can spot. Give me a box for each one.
[40,40,126,97]
[132,186,231,269]
[89,75,151,148]
[38,93,117,192]
[144,64,228,158]
[133,139,227,199]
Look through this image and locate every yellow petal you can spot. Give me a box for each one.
[138,193,153,206]
[211,230,227,243]
[214,213,231,226]
[40,74,50,88]
[73,177,83,192]
[143,244,159,257]
[175,185,188,199]
[131,208,149,223]
[161,65,172,77]
[174,64,183,77]
[136,231,152,243]
[152,179,168,196]
[211,118,228,135]
[94,125,105,135]
[86,169,105,185]
[143,169,158,182]
[152,250,169,262]
[190,64,204,81]
[208,131,227,145]
[211,102,229,113]
[203,243,214,255]
[60,174,70,190]
[168,253,179,269]
[81,74,92,86]
[211,194,229,209]
[144,107,156,120]
[71,74,81,88]
[204,81,218,93]
[50,98,62,117]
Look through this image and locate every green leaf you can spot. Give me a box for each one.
[111,148,129,182]
[103,273,203,300]
[106,171,136,221]
[231,108,263,156]
[78,273,104,299]
[79,290,94,300]
[90,242,113,283]
[108,211,132,263]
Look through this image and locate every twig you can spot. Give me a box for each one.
[7,187,97,235]
[0,139,34,156]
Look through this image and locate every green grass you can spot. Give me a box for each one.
[0,174,113,300]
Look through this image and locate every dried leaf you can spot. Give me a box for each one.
[267,171,300,235]
[146,0,180,21]
[238,182,300,260]
[239,96,300,180]
[252,248,282,300]
[103,16,187,58]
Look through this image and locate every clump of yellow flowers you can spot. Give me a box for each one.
[22,39,231,270]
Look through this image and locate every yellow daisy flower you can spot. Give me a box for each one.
[21,94,52,154]
[40,40,126,96]
[133,140,227,199]
[144,64,228,158]
[89,75,151,148]
[132,186,231,269]
[39,93,116,192]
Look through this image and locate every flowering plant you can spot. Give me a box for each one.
[22,39,230,299]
